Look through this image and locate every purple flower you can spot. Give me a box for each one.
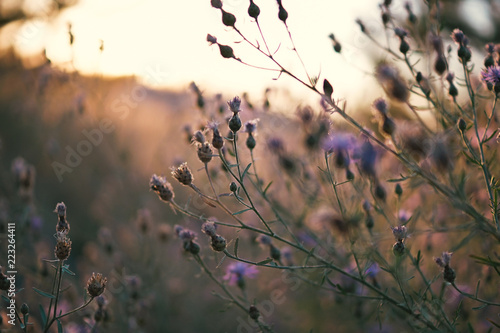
[321,132,355,153]
[481,66,500,85]
[365,262,380,279]
[223,262,258,286]
[451,29,468,45]
[244,119,259,134]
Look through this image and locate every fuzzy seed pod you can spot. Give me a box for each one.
[87,273,107,298]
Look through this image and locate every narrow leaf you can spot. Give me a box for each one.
[263,181,273,195]
[33,287,56,299]
[232,208,252,216]
[256,258,273,266]
[57,319,63,333]
[241,163,252,181]
[62,265,75,276]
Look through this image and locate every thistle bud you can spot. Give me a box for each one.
[230,182,238,192]
[365,215,374,230]
[248,0,260,19]
[434,55,447,75]
[218,44,235,59]
[395,183,403,197]
[249,305,260,320]
[399,39,409,55]
[210,235,227,252]
[246,135,256,150]
[392,241,405,257]
[150,174,175,202]
[54,232,72,261]
[270,244,281,261]
[222,9,236,27]
[277,1,288,23]
[211,0,222,9]
[382,116,396,136]
[457,118,467,132]
[229,114,242,132]
[185,241,200,255]
[20,303,29,315]
[374,184,386,202]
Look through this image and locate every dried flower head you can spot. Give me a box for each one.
[178,229,196,242]
[373,98,388,115]
[55,202,70,234]
[434,252,455,283]
[171,162,193,186]
[208,121,224,149]
[150,174,175,202]
[201,221,217,237]
[391,225,408,242]
[54,202,66,217]
[451,29,467,45]
[394,27,408,38]
[54,231,72,260]
[197,142,213,163]
[244,119,259,134]
[87,273,107,298]
[210,234,227,252]
[228,96,241,113]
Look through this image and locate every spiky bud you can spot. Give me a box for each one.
[210,235,227,252]
[171,162,193,186]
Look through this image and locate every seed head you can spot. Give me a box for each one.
[197,142,213,164]
[391,225,407,242]
[54,232,72,261]
[171,162,193,186]
[149,174,175,202]
[87,273,107,298]
[210,234,227,252]
[228,96,241,113]
[201,221,217,237]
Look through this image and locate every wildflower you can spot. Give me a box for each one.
[358,139,377,178]
[322,132,355,169]
[376,64,408,102]
[228,96,241,114]
[434,252,456,283]
[394,27,409,55]
[391,225,407,257]
[201,221,217,237]
[392,225,407,242]
[208,121,224,149]
[224,262,259,289]
[267,137,284,154]
[150,174,175,202]
[484,43,496,68]
[54,202,70,234]
[87,273,108,298]
[171,162,193,186]
[54,231,72,260]
[176,226,201,254]
[373,98,388,115]
[244,119,259,150]
[481,65,500,93]
[451,29,471,63]
[445,72,458,97]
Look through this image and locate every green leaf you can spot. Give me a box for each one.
[475,280,481,298]
[1,295,9,303]
[483,129,498,144]
[256,258,273,266]
[32,287,56,299]
[57,319,63,333]
[62,265,75,276]
[263,181,273,195]
[39,304,47,328]
[487,319,500,329]
[472,304,488,311]
[241,163,252,181]
[462,151,479,165]
[234,238,239,258]
[232,208,252,216]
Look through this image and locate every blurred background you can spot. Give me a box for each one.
[0,0,499,331]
